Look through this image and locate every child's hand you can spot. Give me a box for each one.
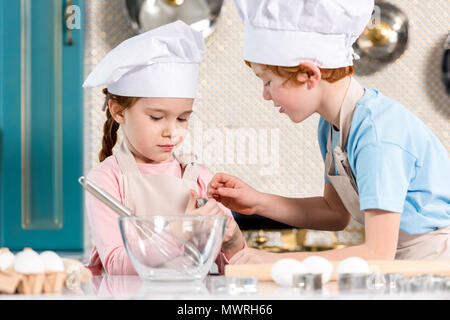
[185,189,224,216]
[185,189,246,259]
[221,215,246,260]
[207,173,262,215]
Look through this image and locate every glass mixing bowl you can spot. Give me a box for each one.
[119,215,226,282]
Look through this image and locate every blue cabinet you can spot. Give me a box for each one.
[0,0,84,250]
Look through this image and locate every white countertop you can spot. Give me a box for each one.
[2,275,449,300]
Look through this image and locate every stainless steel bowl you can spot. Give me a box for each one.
[125,0,224,37]
[353,1,409,75]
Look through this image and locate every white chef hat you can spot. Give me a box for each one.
[83,20,205,100]
[234,0,374,68]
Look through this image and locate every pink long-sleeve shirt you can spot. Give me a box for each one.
[84,155,236,275]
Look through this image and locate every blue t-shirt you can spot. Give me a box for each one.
[318,88,450,235]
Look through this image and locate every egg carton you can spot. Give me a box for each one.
[0,247,92,295]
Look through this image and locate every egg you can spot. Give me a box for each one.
[0,248,15,271]
[40,251,64,273]
[271,258,307,286]
[302,256,334,284]
[13,248,45,274]
[336,257,370,275]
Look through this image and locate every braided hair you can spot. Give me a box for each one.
[98,88,139,162]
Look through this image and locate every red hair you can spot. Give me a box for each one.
[245,61,354,86]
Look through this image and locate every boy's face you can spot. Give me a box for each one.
[250,63,319,123]
[120,97,193,164]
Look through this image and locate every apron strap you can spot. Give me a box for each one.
[333,144,359,192]
[326,122,333,154]
[115,140,141,174]
[173,152,200,190]
[326,129,359,192]
[338,77,365,149]
[181,164,200,190]
[325,78,364,184]
[326,128,336,176]
[324,78,365,225]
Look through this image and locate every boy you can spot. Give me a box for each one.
[208,0,450,263]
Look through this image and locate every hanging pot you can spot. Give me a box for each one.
[353,1,409,75]
[125,0,224,38]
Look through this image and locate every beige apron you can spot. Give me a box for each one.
[115,140,200,216]
[324,77,450,260]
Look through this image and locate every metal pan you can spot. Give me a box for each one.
[125,0,224,38]
[353,1,409,75]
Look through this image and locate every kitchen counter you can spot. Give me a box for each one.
[1,275,449,300]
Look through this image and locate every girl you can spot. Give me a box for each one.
[208,0,450,263]
[82,21,245,275]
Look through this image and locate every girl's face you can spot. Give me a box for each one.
[250,63,320,123]
[115,97,194,164]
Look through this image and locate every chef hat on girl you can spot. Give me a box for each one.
[234,0,374,68]
[83,20,205,98]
